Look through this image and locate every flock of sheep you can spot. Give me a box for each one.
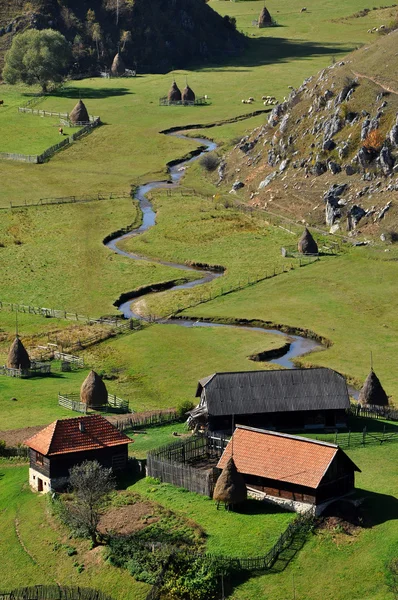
[242,95,278,105]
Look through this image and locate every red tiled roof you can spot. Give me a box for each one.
[217,426,345,489]
[25,415,132,456]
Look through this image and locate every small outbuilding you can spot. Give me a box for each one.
[80,370,108,409]
[69,99,90,125]
[358,369,389,407]
[217,426,360,514]
[258,5,272,27]
[111,52,126,76]
[168,81,182,103]
[213,456,247,510]
[298,228,318,255]
[7,336,31,370]
[25,414,132,492]
[182,85,195,105]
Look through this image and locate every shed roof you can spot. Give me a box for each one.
[25,415,132,456]
[217,426,360,489]
[196,368,350,415]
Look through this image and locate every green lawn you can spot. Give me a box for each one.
[128,422,189,459]
[0,464,149,598]
[230,442,398,600]
[130,477,295,558]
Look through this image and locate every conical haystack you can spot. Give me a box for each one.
[7,337,31,370]
[80,370,108,408]
[358,369,389,407]
[213,457,247,507]
[168,81,182,103]
[258,5,272,27]
[111,52,126,76]
[298,228,318,255]
[182,85,195,104]
[69,99,89,125]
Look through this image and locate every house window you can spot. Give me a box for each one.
[36,452,44,465]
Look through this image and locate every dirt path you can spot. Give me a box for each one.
[0,425,43,445]
[352,71,398,96]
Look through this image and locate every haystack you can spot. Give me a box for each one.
[111,52,126,77]
[80,370,108,408]
[258,5,272,27]
[213,457,247,508]
[69,99,89,125]
[182,85,195,104]
[7,337,31,370]
[168,81,182,103]
[358,369,389,407]
[298,228,318,255]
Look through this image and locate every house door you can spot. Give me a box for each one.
[37,478,43,492]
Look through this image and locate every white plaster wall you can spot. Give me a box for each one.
[29,468,52,493]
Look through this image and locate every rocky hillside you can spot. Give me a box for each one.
[0,0,245,74]
[220,28,398,241]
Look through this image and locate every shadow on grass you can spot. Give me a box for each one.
[229,498,291,516]
[200,36,349,71]
[358,488,398,526]
[348,414,398,433]
[52,86,133,99]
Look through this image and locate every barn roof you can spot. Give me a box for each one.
[195,368,350,415]
[25,415,132,456]
[217,426,360,489]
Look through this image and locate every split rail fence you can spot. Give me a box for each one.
[0,191,131,211]
[58,392,129,414]
[115,410,180,431]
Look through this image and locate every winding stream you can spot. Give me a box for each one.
[104,129,332,373]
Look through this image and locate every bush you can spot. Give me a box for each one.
[199,153,220,172]
[177,400,195,419]
[364,129,384,152]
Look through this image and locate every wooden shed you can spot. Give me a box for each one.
[189,368,350,432]
[25,415,132,492]
[217,426,360,514]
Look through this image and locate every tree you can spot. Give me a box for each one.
[67,460,115,546]
[3,29,71,93]
[120,30,132,51]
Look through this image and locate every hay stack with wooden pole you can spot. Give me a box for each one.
[80,370,108,409]
[182,85,195,104]
[358,369,389,407]
[213,457,247,510]
[69,99,90,125]
[7,337,31,370]
[111,52,126,77]
[298,227,318,255]
[168,81,182,103]
[258,5,272,27]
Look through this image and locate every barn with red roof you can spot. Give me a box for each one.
[25,415,132,492]
[217,425,360,513]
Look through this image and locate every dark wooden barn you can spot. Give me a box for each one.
[188,368,350,433]
[25,415,132,492]
[217,426,360,513]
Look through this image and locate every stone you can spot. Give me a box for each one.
[357,146,377,167]
[232,181,244,191]
[323,139,336,151]
[258,171,277,189]
[328,161,342,174]
[361,119,370,141]
[329,223,340,234]
[378,146,395,174]
[279,159,289,172]
[345,165,355,176]
[312,161,327,176]
[349,204,366,227]
[323,114,343,139]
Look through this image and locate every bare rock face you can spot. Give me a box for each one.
[378,146,395,174]
[389,115,398,147]
[323,113,343,140]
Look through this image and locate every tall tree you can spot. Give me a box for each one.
[3,29,71,93]
[67,460,115,546]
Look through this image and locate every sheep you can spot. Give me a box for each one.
[204,94,208,99]
[242,99,246,103]
[301,7,307,12]
[248,97,255,102]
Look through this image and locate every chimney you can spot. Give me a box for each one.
[79,421,86,433]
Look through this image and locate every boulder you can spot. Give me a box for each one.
[312,161,327,176]
[323,139,336,152]
[232,181,244,191]
[378,146,395,174]
[323,114,343,139]
[328,161,342,175]
[258,171,277,189]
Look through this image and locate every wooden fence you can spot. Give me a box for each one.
[351,404,398,422]
[0,586,114,600]
[147,434,228,497]
[58,392,129,414]
[18,107,68,118]
[0,301,135,329]
[314,425,398,449]
[53,352,84,367]
[0,118,100,164]
[0,191,131,211]
[0,362,51,379]
[115,410,180,431]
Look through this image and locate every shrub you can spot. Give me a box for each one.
[177,400,195,419]
[364,129,384,152]
[199,152,219,172]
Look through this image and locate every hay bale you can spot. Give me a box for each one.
[168,81,182,103]
[69,99,89,125]
[182,85,195,104]
[80,370,108,408]
[213,457,247,507]
[258,6,272,27]
[358,369,389,407]
[298,228,318,254]
[7,337,31,370]
[111,52,126,77]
